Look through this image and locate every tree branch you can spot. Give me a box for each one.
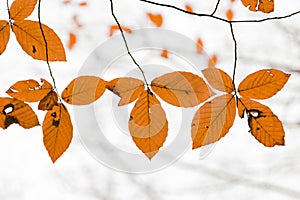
[211,0,221,16]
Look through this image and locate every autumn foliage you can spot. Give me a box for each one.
[0,0,294,162]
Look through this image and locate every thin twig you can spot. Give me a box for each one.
[229,22,238,95]
[6,0,11,21]
[232,11,300,23]
[211,0,221,16]
[37,0,61,101]
[109,0,149,87]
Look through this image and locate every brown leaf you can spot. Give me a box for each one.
[147,13,163,27]
[10,0,38,20]
[7,79,53,102]
[62,76,106,105]
[202,68,234,93]
[191,94,236,149]
[237,98,285,147]
[151,71,213,107]
[129,90,168,159]
[238,69,290,100]
[0,98,39,129]
[106,78,144,106]
[38,91,58,110]
[241,0,274,13]
[13,20,66,61]
[0,20,10,55]
[43,103,73,163]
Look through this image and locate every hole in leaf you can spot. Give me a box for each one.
[51,112,57,118]
[2,104,14,115]
[52,120,60,127]
[247,109,263,118]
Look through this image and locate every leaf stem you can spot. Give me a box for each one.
[37,0,61,102]
[6,0,11,24]
[109,0,150,89]
[229,22,238,96]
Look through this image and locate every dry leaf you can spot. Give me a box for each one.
[191,94,236,149]
[6,79,53,102]
[185,4,193,12]
[238,98,285,147]
[160,49,168,59]
[10,0,38,20]
[241,0,274,13]
[109,25,132,37]
[68,32,77,50]
[62,76,106,105]
[226,9,234,21]
[147,13,163,27]
[43,103,73,163]
[0,97,39,129]
[151,71,213,107]
[196,38,204,54]
[38,91,58,110]
[106,78,144,106]
[202,68,234,93]
[208,54,218,68]
[13,20,66,61]
[129,90,168,159]
[238,69,290,100]
[0,20,10,55]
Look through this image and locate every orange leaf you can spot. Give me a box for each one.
[106,78,144,106]
[191,94,236,149]
[160,49,168,59]
[208,54,218,68]
[237,98,285,147]
[202,68,234,93]
[0,97,39,129]
[238,69,290,100]
[43,103,73,163]
[147,13,163,27]
[79,1,87,6]
[0,20,10,55]
[185,4,193,12]
[64,0,71,4]
[10,0,38,20]
[38,91,58,110]
[151,71,213,107]
[129,90,168,159]
[6,79,53,102]
[226,9,234,21]
[196,38,204,54]
[68,32,77,50]
[13,20,66,61]
[62,76,106,105]
[109,25,132,37]
[241,0,274,13]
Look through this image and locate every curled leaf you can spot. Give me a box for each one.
[43,103,73,163]
[151,71,213,107]
[0,20,10,55]
[38,91,58,110]
[0,98,39,129]
[191,94,236,149]
[202,68,234,93]
[241,0,274,13]
[10,0,38,20]
[13,20,66,61]
[62,76,106,105]
[6,79,53,102]
[238,98,285,147]
[238,69,290,100]
[106,77,144,106]
[129,90,168,159]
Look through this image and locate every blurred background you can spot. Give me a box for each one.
[0,0,300,199]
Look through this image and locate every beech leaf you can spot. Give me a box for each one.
[129,90,168,159]
[238,98,285,147]
[238,69,290,100]
[38,91,58,111]
[241,0,274,13]
[0,20,10,55]
[106,77,144,106]
[151,71,213,107]
[10,0,38,20]
[0,98,39,129]
[202,68,234,93]
[7,79,53,102]
[13,20,66,61]
[43,103,73,163]
[62,76,106,105]
[191,94,236,149]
